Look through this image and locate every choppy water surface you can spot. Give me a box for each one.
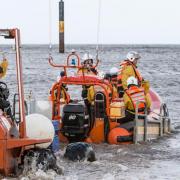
[1,44,180,179]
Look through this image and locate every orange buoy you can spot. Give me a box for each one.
[108,127,132,144]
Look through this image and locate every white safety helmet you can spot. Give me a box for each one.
[127,76,138,86]
[126,51,141,62]
[109,67,119,76]
[82,53,93,60]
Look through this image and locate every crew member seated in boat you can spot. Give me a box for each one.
[0,57,8,79]
[77,53,98,75]
[118,76,151,125]
[117,51,150,97]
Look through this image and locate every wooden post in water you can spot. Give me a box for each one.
[59,0,64,53]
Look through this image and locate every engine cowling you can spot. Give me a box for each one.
[61,103,90,142]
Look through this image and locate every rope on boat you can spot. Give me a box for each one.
[96,0,102,61]
[48,0,52,56]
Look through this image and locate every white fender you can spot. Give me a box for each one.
[26,113,54,148]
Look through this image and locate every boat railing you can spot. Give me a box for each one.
[48,51,99,77]
[133,102,171,144]
[160,103,171,134]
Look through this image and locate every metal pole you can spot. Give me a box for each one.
[14,29,26,138]
[133,102,139,144]
[159,104,163,136]
[144,107,147,142]
[59,0,64,53]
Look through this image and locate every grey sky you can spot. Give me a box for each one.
[1,0,180,44]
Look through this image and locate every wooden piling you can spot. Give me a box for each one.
[59,0,64,53]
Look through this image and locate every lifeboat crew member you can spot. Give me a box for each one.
[88,58,98,75]
[108,77,151,144]
[59,86,70,104]
[81,85,95,124]
[0,57,14,120]
[81,85,95,106]
[118,76,151,126]
[59,71,70,103]
[117,51,150,97]
[109,67,119,98]
[0,82,14,121]
[53,71,70,104]
[0,57,8,79]
[103,74,113,98]
[77,53,98,75]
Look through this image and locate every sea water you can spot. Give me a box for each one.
[1,44,180,179]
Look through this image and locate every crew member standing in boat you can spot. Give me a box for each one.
[77,53,98,75]
[88,58,98,75]
[117,51,150,97]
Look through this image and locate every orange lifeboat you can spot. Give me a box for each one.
[48,51,171,145]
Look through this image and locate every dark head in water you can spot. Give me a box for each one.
[64,142,96,162]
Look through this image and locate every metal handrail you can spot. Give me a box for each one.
[134,101,148,144]
[134,102,171,144]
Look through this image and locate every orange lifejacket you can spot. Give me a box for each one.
[117,60,143,90]
[125,86,145,113]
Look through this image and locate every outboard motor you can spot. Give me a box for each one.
[61,103,90,142]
